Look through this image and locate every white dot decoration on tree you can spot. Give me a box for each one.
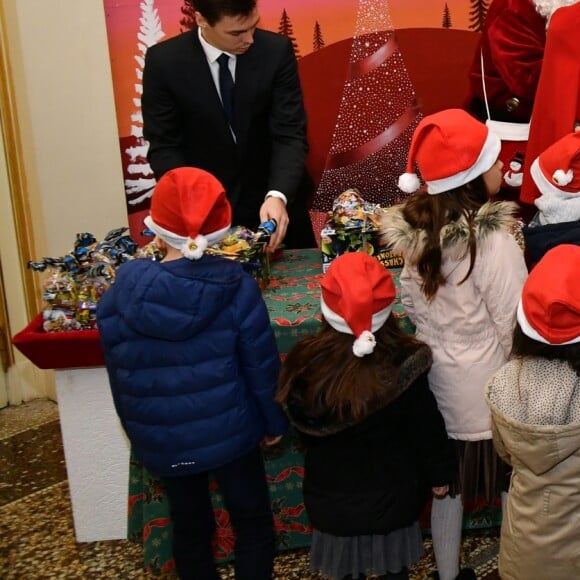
[312,0,422,216]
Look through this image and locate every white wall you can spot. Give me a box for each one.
[1,0,128,401]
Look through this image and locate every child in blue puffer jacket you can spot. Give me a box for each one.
[97,167,288,580]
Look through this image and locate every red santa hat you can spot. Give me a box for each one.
[320,252,396,357]
[531,132,580,194]
[144,167,232,260]
[398,109,501,195]
[531,132,580,223]
[517,244,580,345]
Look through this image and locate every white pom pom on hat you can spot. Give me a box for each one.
[398,172,422,194]
[399,108,501,195]
[320,252,396,358]
[516,244,580,345]
[531,132,580,196]
[144,167,232,260]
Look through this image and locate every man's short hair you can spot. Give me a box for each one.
[194,0,257,26]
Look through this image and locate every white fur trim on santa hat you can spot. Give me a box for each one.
[204,224,232,246]
[427,130,502,194]
[531,158,580,224]
[144,216,231,257]
[320,297,393,335]
[485,120,530,142]
[144,215,188,250]
[517,299,580,345]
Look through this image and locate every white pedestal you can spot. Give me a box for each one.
[55,367,130,542]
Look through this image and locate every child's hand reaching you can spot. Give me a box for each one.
[261,435,283,447]
[432,485,449,499]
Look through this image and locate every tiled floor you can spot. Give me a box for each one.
[0,399,500,579]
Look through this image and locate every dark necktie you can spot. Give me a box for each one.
[217,53,235,129]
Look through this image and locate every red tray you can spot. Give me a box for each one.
[12,313,105,369]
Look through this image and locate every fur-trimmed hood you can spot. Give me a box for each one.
[284,345,432,437]
[380,201,519,265]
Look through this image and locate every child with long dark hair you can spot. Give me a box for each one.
[380,109,528,580]
[277,252,456,580]
[486,244,580,580]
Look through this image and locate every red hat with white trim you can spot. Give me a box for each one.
[320,252,396,357]
[144,167,232,260]
[516,244,580,345]
[398,109,501,195]
[532,132,580,193]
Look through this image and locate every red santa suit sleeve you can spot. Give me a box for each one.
[464,0,546,123]
[520,3,580,204]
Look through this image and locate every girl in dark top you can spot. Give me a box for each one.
[277,252,456,580]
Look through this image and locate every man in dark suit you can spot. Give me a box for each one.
[142,0,315,251]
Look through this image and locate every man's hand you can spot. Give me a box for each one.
[260,197,289,252]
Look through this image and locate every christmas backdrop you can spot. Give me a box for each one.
[102,0,485,242]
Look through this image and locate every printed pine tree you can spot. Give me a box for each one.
[124,0,164,208]
[278,9,300,58]
[468,0,489,32]
[442,3,452,28]
[180,0,195,31]
[313,20,325,51]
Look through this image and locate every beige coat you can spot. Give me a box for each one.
[486,358,580,580]
[381,201,527,440]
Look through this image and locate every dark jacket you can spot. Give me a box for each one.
[96,255,288,477]
[284,346,455,536]
[523,218,580,270]
[142,28,315,248]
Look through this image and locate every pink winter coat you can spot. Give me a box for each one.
[381,201,528,440]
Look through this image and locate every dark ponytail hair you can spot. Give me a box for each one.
[402,176,489,300]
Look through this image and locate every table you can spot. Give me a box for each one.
[127,249,417,574]
[12,318,129,542]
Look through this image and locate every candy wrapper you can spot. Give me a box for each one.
[28,227,153,332]
[320,189,403,272]
[205,223,273,289]
[329,188,384,230]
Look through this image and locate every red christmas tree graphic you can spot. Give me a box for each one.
[310,0,422,234]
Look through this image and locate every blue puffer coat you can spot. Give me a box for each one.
[96,255,288,477]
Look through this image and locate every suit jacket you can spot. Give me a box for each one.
[142,28,315,248]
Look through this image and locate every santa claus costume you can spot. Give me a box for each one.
[520,2,580,204]
[464,0,579,209]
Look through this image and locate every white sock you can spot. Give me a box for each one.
[501,490,509,514]
[431,494,463,580]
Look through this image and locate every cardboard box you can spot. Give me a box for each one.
[320,226,403,272]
